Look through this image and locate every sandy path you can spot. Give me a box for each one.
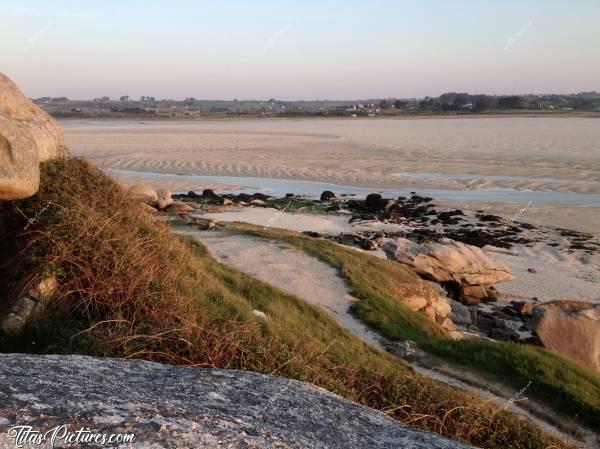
[178,229,384,349]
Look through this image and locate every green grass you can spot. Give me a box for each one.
[425,340,600,431]
[223,223,448,343]
[225,223,600,432]
[0,158,578,449]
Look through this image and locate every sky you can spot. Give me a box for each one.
[1,1,599,100]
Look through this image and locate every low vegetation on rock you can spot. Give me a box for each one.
[0,158,596,448]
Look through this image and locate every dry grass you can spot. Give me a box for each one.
[0,158,573,449]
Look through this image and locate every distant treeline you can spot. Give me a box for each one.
[35,91,600,118]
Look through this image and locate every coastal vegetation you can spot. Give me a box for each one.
[225,223,600,432]
[0,157,580,449]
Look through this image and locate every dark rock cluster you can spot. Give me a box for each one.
[450,299,539,342]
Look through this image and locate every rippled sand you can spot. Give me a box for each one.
[63,117,600,233]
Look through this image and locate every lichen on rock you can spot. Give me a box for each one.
[0,354,475,449]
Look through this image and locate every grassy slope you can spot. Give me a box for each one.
[0,158,576,449]
[226,223,600,432]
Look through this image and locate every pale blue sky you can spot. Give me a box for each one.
[2,1,599,99]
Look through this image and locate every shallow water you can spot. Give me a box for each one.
[108,168,600,207]
[393,171,600,186]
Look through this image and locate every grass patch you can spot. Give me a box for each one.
[223,223,448,343]
[0,157,575,449]
[425,340,600,431]
[224,222,600,432]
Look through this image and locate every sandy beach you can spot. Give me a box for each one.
[64,117,600,233]
[63,117,600,304]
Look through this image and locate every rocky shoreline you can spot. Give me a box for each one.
[136,185,599,373]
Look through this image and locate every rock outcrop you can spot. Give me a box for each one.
[0,354,473,449]
[528,300,600,373]
[381,238,513,304]
[0,276,57,332]
[0,73,65,200]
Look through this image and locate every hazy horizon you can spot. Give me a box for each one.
[2,0,599,100]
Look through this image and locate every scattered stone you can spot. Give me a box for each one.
[303,231,322,238]
[0,297,38,332]
[511,301,534,316]
[237,193,253,202]
[250,199,266,206]
[251,193,270,201]
[320,190,336,201]
[166,201,195,212]
[252,310,268,320]
[28,276,57,302]
[476,316,494,334]
[476,214,502,222]
[192,217,217,230]
[528,300,600,373]
[187,190,199,197]
[360,238,378,250]
[285,193,295,198]
[387,341,417,358]
[450,301,472,325]
[365,193,385,209]
[489,327,520,342]
[202,188,220,199]
[527,267,537,273]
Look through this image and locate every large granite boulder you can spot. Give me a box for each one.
[0,354,473,449]
[381,238,513,304]
[528,300,600,373]
[0,73,65,200]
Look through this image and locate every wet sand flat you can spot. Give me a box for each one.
[63,117,600,234]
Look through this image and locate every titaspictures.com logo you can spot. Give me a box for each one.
[7,425,135,447]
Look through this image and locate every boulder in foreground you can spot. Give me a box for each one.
[528,300,600,374]
[0,73,65,200]
[0,354,473,449]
